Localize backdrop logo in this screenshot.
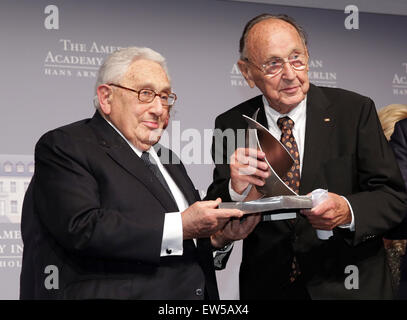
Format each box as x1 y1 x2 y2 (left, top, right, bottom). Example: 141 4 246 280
308 59 337 87
0 155 33 224
0 155 31 269
230 64 249 87
0 228 23 269
392 63 407 96
44 39 124 78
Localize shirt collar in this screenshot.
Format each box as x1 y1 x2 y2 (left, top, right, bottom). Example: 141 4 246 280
262 95 307 127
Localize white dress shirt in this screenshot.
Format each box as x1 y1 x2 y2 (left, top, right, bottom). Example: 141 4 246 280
229 95 355 231
105 119 187 256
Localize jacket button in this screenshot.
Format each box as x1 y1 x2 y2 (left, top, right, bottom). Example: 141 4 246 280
195 288 203 296
166 248 172 254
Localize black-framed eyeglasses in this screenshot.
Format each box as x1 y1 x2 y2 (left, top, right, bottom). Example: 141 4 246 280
108 83 177 106
244 53 308 78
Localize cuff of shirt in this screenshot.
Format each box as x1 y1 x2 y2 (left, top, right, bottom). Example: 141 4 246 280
213 241 234 254
161 211 183 256
338 196 355 231
213 242 234 269
228 179 252 202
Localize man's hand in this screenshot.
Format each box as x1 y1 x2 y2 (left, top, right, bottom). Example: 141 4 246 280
300 192 351 230
181 198 244 239
230 148 270 194
244 183 264 201
210 214 261 249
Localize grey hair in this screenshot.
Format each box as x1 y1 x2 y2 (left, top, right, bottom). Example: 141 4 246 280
239 13 308 60
93 46 169 109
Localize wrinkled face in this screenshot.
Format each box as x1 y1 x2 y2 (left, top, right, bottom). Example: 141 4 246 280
239 19 310 114
102 59 171 151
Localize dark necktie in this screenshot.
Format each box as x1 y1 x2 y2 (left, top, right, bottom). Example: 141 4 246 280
141 151 177 207
277 116 301 194
277 116 301 282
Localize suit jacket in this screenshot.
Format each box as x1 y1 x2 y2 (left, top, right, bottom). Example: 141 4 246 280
387 118 407 239
388 118 407 299
206 84 407 299
20 111 219 300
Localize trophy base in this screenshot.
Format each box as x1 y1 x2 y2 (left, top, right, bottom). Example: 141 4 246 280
219 195 312 221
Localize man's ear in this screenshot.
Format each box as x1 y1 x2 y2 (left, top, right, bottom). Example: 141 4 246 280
237 59 255 88
97 84 113 115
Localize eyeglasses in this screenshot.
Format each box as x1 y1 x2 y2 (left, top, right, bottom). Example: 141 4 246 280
244 53 307 78
108 83 177 106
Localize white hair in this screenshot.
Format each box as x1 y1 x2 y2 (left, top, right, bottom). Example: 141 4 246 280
93 46 169 109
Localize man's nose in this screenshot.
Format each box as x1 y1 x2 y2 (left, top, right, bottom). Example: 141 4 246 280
281 62 296 80
149 95 164 115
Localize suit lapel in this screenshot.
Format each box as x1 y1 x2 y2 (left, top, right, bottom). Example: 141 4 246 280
88 112 179 212
256 101 269 129
164 164 197 206
242 95 269 128
155 145 199 206
300 84 335 194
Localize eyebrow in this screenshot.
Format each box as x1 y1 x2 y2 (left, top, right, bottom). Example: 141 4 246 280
264 50 303 63
136 83 172 93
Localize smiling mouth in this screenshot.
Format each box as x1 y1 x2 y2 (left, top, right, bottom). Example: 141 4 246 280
143 121 159 129
281 86 299 93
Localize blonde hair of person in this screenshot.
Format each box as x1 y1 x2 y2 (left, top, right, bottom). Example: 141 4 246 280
378 104 407 140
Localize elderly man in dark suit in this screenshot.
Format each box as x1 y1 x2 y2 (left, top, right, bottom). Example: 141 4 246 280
19 47 245 300
205 13 407 299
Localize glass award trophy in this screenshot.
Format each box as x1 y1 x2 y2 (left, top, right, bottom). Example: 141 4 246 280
219 109 313 221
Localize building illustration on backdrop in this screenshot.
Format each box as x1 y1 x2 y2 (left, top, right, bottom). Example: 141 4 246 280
0 155 34 224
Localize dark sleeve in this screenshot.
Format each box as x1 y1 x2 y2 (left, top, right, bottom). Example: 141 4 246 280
205 113 245 201
390 120 407 185
33 130 164 264
345 100 407 245
385 120 407 239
